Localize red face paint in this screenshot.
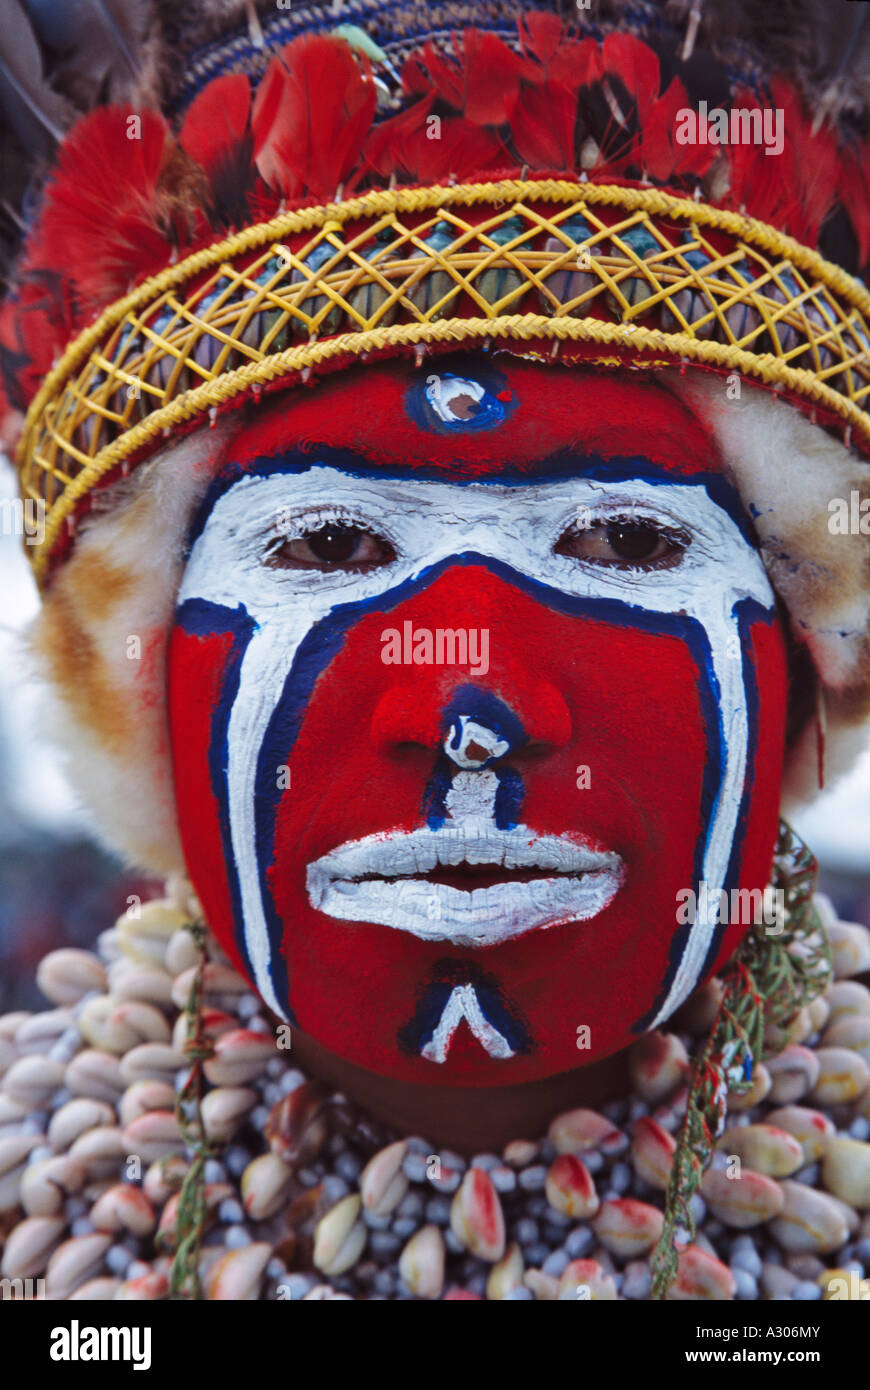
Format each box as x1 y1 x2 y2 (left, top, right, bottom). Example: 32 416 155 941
167 360 790 1084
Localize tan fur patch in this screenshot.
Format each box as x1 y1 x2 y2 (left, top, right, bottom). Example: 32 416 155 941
35 582 134 757
28 421 235 874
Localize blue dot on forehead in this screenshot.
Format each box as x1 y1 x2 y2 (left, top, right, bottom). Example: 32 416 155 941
405 364 517 435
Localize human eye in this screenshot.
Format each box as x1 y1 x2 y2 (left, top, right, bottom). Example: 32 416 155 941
554 508 690 572
263 507 397 572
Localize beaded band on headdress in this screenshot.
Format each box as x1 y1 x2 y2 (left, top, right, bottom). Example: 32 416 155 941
18 177 870 585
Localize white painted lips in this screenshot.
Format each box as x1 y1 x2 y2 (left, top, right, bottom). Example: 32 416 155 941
306 820 624 947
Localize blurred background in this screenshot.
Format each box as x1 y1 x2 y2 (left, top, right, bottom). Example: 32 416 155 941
0 455 868 1013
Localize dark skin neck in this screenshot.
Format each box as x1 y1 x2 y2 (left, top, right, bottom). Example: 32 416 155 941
288 1026 631 1154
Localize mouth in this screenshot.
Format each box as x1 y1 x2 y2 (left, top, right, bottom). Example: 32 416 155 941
306 822 624 946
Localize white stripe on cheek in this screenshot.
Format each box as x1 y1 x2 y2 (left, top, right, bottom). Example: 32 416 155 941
647 594 753 1027
224 630 299 1019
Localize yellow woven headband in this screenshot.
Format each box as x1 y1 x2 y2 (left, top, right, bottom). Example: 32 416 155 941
18 178 870 584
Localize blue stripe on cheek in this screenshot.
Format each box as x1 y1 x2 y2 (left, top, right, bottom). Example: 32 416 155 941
633 615 725 1033
634 596 772 1033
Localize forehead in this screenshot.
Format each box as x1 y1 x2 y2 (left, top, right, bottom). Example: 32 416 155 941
216 358 719 481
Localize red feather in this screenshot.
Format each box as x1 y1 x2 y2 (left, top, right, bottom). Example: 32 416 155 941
400 52 434 100
641 79 714 182
416 117 506 182
600 33 660 113
35 107 174 316
365 94 505 183
773 80 838 246
250 53 282 163
412 39 464 109
507 78 577 170
570 33 664 177
518 10 564 66
462 31 532 126
180 74 254 228
546 38 602 89
180 74 251 178
727 81 837 245
516 12 601 89
252 35 377 200
725 94 780 226
0 267 74 410
363 95 435 180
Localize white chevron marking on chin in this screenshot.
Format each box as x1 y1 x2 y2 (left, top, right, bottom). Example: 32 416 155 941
420 984 516 1063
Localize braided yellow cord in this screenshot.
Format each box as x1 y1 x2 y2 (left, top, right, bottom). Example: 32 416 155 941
16 179 870 583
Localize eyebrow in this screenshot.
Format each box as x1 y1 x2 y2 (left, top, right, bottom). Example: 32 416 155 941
186 446 755 552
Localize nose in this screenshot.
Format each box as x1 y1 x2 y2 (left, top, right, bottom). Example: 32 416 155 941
441 687 525 768
369 567 572 760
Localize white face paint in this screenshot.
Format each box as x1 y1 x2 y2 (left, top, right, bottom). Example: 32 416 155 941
420 984 516 1062
307 776 625 948
179 464 775 1025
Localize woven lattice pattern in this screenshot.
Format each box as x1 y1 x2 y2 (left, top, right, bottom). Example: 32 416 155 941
18 179 870 582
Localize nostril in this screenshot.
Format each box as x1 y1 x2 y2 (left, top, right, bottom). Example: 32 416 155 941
518 737 562 759
464 741 491 762
371 687 440 754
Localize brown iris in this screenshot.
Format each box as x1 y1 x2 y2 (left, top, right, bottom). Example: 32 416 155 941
267 523 396 571
556 518 686 569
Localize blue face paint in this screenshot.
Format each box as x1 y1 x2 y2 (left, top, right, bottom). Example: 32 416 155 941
423 686 528 831
174 596 293 1021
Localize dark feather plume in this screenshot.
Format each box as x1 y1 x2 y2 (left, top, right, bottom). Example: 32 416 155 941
0 0 71 156
24 0 164 109
663 0 870 126
180 73 255 228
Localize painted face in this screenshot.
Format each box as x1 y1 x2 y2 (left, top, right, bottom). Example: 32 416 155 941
168 360 789 1085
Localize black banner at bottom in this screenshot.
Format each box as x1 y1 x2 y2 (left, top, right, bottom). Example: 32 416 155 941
1 1293 863 1377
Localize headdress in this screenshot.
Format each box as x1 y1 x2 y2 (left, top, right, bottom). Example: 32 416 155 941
0 3 867 557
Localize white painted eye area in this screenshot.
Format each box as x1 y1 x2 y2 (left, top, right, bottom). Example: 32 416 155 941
555 513 690 571
265 515 396 572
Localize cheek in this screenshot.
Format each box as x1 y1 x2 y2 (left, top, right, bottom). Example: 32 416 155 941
168 624 252 983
